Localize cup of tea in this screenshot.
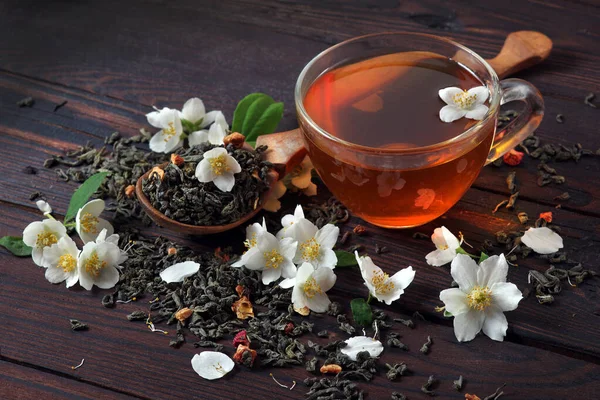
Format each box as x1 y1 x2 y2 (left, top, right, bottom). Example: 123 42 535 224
294 32 544 228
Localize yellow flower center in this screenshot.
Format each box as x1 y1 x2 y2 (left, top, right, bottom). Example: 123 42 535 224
209 154 229 176
437 244 449 250
84 250 107 278
452 90 477 109
244 233 257 249
302 276 323 298
300 238 320 261
163 122 177 142
372 270 395 295
467 286 492 311
80 212 99 234
58 253 77 273
36 231 58 248
263 249 284 269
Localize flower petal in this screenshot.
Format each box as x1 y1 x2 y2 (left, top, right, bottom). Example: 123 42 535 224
439 105 466 123
453 309 484 342
440 288 469 316
45 264 68 284
439 87 464 105
226 155 242 174
191 352 234 380
450 254 478 292
208 123 227 145
288 218 318 244
491 282 523 312
280 259 297 279
188 130 209 147
425 249 455 266
22 221 44 247
317 248 337 269
315 224 339 250
279 237 298 260
36 200 52 214
341 336 384 361
94 265 120 289
390 266 415 290
304 292 331 313
279 277 296 289
261 267 281 285
81 199 105 217
521 227 563 254
465 104 489 120
477 254 508 287
213 173 236 192
482 306 508 341
241 248 265 270
65 271 79 288
467 86 489 105
181 98 206 123
295 262 316 285
159 261 200 283
149 130 168 153
440 226 460 250
195 159 216 183
313 266 336 292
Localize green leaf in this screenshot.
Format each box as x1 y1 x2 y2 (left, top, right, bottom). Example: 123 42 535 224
64 171 109 223
335 250 358 267
351 298 373 326
443 310 453 318
0 236 32 256
232 93 270 134
456 247 469 255
479 252 489 263
241 95 275 137
245 102 284 141
246 140 256 148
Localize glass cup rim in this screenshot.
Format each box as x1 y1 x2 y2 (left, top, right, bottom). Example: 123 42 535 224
294 31 502 155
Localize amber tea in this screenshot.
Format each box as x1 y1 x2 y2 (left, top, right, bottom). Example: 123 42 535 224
302 52 496 227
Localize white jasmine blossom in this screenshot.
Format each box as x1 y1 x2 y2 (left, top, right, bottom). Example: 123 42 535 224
290 219 339 269
439 254 523 342
355 252 415 305
160 261 201 283
276 204 307 240
147 107 184 153
233 231 297 285
75 199 114 244
180 97 207 125
521 227 563 254
78 229 125 290
195 147 241 192
22 219 67 266
35 200 52 216
439 86 489 123
95 229 128 264
42 236 80 287
231 218 268 270
280 262 336 315
340 336 384 361
425 226 462 266
189 120 228 147
191 351 234 380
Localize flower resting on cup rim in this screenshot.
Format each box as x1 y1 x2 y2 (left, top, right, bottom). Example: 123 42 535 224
439 253 523 342
439 86 489 123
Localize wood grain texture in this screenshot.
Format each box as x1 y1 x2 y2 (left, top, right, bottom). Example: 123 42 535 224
1 204 599 400
0 361 138 400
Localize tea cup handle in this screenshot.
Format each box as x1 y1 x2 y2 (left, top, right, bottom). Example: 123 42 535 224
485 79 544 164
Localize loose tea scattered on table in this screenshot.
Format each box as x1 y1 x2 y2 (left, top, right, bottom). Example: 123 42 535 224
141 143 271 226
69 319 88 331
420 335 433 354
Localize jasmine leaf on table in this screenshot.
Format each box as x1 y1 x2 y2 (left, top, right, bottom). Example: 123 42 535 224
351 298 373 326
335 250 358 267
232 93 267 134
0 236 32 256
246 102 284 141
64 171 109 223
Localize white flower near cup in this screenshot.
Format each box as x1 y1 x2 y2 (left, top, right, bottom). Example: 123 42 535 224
276 204 307 239
76 199 114 244
280 262 336 315
425 226 462 266
439 86 489 123
195 147 241 192
439 254 523 342
191 351 234 380
291 219 339 269
189 117 229 147
355 252 415 305
147 107 184 153
521 227 563 254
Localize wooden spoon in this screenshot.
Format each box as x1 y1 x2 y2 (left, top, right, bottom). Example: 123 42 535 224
136 31 551 235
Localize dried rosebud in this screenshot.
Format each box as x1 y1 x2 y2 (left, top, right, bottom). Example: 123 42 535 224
503 149 524 166
232 295 254 320
223 132 245 149
170 153 184 166
232 344 257 367
124 184 135 198
284 322 295 335
233 330 250 348
539 211 553 223
465 395 481 400
175 307 193 322
149 166 165 181
320 364 342 374
353 225 367 235
167 247 177 255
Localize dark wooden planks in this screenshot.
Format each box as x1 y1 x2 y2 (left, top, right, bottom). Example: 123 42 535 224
1 204 600 399
0 361 139 400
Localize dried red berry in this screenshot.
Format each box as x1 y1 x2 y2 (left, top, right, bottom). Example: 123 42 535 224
503 149 524 166
284 322 294 335
539 211 553 223
233 330 250 348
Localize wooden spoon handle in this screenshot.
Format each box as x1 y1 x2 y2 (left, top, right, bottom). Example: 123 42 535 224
485 31 552 79
255 128 307 177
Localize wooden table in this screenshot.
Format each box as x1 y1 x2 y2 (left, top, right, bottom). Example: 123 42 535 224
1 1 599 399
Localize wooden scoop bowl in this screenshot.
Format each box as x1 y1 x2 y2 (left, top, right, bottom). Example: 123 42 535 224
136 30 552 235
